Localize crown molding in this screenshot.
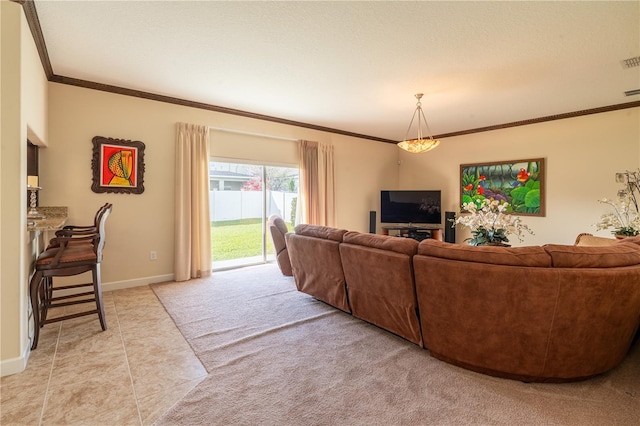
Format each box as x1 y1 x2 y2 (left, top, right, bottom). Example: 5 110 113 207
17 0 640 145
17 0 53 77
434 100 640 139
48 74 396 144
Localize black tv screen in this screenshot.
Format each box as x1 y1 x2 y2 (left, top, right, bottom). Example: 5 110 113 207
380 190 442 224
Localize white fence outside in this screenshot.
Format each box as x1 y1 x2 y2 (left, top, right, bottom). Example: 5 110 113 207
210 190 297 223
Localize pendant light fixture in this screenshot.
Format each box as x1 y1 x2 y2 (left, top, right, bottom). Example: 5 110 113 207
397 93 440 154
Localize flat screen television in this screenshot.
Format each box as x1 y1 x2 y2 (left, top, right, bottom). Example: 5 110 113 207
380 190 442 225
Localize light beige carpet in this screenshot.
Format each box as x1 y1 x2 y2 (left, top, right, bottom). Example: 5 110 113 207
151 264 640 425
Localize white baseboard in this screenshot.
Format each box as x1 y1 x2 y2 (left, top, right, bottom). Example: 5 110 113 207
103 274 175 292
0 345 30 377
49 274 175 299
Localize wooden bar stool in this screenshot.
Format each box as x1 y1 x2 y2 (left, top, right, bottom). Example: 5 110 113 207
46 202 111 249
29 204 112 350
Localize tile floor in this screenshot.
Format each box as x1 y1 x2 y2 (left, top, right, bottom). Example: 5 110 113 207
0 285 207 425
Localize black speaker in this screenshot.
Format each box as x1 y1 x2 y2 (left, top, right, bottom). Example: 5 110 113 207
369 211 376 233
445 211 456 243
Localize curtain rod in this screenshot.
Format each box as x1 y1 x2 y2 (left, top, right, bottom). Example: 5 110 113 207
209 126 298 142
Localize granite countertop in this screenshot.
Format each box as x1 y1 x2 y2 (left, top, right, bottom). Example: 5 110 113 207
27 207 68 231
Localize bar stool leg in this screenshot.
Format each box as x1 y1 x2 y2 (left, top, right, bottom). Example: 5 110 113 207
45 277 53 320
39 277 52 323
29 271 44 350
93 264 107 331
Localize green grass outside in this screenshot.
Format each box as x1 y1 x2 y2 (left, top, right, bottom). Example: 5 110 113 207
211 219 293 261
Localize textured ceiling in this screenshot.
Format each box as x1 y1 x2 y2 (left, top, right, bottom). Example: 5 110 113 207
33 1 640 141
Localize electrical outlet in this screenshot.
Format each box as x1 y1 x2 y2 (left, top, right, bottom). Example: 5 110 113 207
150 251 157 260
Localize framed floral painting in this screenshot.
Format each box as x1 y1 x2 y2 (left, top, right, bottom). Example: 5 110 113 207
459 158 545 216
91 136 145 194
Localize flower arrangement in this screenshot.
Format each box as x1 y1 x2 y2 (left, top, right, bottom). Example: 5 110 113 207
595 196 640 236
453 198 534 246
595 170 640 237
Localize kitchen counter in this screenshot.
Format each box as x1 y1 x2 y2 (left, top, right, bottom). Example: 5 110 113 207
27 206 68 232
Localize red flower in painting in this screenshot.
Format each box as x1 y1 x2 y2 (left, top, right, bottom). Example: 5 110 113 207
517 168 530 183
477 186 485 195
464 183 473 191
479 175 486 180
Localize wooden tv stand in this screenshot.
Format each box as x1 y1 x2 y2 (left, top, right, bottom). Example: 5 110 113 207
381 226 443 242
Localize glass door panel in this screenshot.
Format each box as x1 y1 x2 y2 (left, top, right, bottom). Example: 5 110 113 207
210 161 298 270
265 165 298 261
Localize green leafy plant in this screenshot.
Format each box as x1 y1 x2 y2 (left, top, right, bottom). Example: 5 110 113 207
467 226 510 246
290 197 297 227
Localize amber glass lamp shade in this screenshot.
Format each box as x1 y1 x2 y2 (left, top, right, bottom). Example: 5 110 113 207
397 93 440 154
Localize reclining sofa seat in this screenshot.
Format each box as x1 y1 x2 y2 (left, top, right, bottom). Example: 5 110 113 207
339 231 422 346
285 224 350 313
414 239 640 382
267 214 293 276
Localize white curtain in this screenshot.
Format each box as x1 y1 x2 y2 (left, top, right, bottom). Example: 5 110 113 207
298 140 336 226
175 123 212 281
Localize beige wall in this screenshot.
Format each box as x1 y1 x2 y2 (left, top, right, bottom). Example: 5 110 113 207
43 83 399 289
22 15 48 147
398 108 640 245
1 1 48 375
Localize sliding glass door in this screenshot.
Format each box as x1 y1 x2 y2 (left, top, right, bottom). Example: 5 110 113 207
210 161 298 270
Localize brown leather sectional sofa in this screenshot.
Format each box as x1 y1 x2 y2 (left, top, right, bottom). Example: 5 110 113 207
285 224 640 382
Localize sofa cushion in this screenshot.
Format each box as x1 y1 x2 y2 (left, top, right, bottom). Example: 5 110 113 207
618 235 640 246
294 224 347 242
343 231 418 256
543 243 640 268
417 239 552 267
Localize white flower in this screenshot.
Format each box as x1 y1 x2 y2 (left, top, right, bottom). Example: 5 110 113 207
453 198 534 244
594 195 640 236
